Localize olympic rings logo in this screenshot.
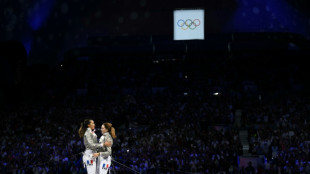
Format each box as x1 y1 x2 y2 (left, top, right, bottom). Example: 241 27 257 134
177 19 201 30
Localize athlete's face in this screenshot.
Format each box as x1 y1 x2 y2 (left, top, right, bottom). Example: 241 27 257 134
88 120 95 130
101 124 108 134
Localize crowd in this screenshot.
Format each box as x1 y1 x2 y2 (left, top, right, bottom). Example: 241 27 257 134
246 97 310 173
0 91 242 173
0 56 309 174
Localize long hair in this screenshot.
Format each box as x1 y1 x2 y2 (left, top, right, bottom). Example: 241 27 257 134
78 119 92 138
103 122 117 139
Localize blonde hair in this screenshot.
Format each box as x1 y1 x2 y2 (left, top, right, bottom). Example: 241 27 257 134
103 122 117 139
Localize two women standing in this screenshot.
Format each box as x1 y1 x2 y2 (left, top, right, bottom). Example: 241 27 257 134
79 119 116 174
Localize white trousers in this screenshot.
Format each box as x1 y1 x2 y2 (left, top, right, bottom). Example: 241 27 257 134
83 150 97 174
98 156 111 174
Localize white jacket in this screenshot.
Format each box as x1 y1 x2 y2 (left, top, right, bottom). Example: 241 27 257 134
98 132 113 158
83 128 102 151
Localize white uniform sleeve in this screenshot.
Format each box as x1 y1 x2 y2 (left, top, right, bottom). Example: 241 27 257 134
100 133 113 158
97 136 107 152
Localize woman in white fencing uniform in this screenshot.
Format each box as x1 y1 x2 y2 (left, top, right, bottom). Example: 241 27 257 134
93 122 116 174
78 119 110 174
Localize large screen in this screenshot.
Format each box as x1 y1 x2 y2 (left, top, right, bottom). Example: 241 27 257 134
173 9 205 40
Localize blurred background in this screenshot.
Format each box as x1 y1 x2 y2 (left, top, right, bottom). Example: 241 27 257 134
1 0 310 65
1 0 310 173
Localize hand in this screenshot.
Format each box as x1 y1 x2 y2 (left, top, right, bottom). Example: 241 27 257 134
93 153 99 158
104 141 112 147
